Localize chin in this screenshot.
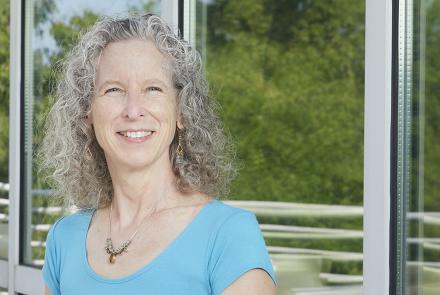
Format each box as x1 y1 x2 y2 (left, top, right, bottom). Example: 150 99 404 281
122 158 155 170
106 148 170 171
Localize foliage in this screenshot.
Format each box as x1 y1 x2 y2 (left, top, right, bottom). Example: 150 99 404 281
0 0 439 282
203 0 365 204
424 0 440 211
0 0 9 183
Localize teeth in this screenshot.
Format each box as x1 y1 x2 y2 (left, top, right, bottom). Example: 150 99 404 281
121 131 153 138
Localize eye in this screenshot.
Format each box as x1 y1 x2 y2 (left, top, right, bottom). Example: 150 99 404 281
147 86 162 92
104 87 122 94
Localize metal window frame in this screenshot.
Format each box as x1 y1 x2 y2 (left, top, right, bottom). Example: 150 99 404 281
3 0 400 294
4 0 47 294
363 0 394 294
6 0 24 293
0 260 7 289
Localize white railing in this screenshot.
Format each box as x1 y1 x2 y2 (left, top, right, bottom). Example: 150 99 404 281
1 183 440 294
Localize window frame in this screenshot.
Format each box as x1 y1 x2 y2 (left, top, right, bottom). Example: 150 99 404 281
363 0 394 294
2 0 398 293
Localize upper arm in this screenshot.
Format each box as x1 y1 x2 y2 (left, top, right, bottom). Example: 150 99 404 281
45 285 53 295
42 216 65 295
208 211 278 295
220 268 276 295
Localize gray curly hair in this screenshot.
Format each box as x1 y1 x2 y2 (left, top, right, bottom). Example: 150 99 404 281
38 13 237 210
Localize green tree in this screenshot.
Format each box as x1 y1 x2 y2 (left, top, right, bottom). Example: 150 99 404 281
33 10 100 189
202 0 364 204
424 0 440 212
0 0 10 183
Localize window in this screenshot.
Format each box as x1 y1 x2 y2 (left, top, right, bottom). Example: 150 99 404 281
4 0 437 293
23 0 160 266
0 0 9 261
188 0 365 292
394 0 440 293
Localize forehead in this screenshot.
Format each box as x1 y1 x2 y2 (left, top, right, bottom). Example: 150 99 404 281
95 39 172 82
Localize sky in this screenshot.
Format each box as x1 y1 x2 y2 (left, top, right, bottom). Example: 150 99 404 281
33 0 159 54
52 0 156 20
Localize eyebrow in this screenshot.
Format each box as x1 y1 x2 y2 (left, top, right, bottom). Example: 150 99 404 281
143 79 169 89
96 80 123 92
96 78 170 92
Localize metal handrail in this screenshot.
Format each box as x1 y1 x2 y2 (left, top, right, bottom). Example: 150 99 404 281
1 184 439 273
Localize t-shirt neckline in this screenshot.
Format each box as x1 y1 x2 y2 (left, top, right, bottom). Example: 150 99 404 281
82 198 218 284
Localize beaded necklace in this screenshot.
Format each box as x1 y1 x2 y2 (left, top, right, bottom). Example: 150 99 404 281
104 202 158 264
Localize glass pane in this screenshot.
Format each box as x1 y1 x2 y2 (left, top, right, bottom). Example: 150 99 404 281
400 0 440 294
191 0 365 293
24 0 160 266
0 0 9 260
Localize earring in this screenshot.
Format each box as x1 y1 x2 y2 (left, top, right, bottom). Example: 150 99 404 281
176 130 184 164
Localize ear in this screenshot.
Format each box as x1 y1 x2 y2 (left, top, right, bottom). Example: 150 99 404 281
177 120 184 130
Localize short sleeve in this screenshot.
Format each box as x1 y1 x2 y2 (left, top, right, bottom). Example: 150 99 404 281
208 211 277 295
42 217 65 295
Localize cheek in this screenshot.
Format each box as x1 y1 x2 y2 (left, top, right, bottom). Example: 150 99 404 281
165 99 179 120
150 103 178 146
150 100 178 124
91 122 109 149
90 104 117 142
91 100 121 123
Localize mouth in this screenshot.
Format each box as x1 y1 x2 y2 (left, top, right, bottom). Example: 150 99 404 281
117 130 155 140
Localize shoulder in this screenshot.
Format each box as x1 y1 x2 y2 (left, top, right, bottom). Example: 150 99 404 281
206 199 278 294
203 199 264 255
207 199 264 250
211 200 262 242
47 208 94 241
210 199 257 225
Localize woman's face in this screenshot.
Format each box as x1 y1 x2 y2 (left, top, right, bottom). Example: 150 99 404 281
89 39 181 171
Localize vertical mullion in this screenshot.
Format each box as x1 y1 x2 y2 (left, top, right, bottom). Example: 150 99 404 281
363 0 393 293
415 0 426 291
394 0 414 293
396 1 407 293
23 0 34 266
8 0 22 294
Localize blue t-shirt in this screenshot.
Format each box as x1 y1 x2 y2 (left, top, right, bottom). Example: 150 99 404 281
42 198 277 295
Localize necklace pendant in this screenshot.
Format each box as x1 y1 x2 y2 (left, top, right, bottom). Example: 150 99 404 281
109 253 116 264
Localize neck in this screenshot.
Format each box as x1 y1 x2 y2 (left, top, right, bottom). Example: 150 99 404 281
105 151 180 232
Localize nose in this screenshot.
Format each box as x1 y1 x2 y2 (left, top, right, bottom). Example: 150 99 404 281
122 89 146 119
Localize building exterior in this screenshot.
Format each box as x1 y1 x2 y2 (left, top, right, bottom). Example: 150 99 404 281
1 0 439 294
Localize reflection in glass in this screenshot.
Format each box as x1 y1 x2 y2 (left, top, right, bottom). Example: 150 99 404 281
192 0 365 293
0 0 9 260
401 0 440 294
23 0 160 266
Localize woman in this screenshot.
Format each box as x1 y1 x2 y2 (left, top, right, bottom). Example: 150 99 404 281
40 13 277 295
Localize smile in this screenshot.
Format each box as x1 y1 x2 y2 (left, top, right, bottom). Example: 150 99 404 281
118 130 154 138
117 130 155 143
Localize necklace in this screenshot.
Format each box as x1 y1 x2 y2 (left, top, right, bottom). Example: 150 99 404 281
104 201 158 264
